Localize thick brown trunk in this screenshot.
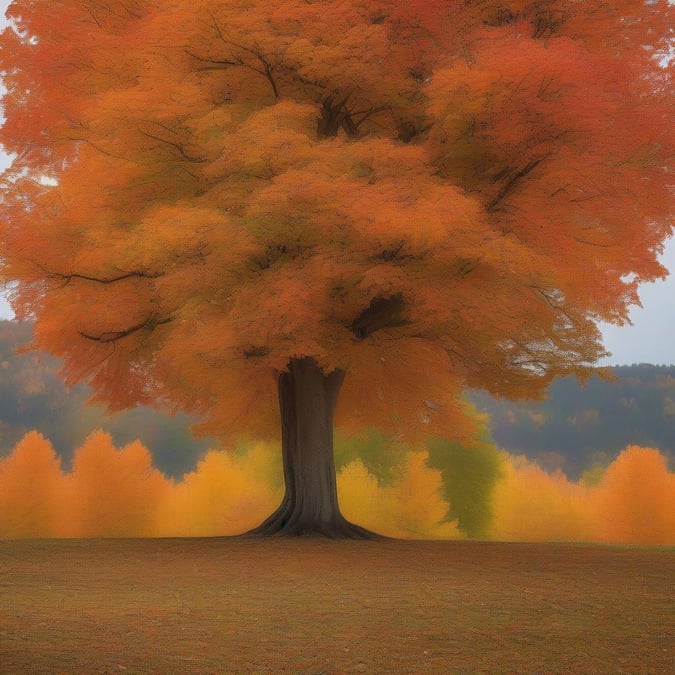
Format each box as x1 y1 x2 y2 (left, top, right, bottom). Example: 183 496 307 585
247 357 378 538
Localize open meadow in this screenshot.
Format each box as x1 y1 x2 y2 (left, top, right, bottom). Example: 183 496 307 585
1 538 673 673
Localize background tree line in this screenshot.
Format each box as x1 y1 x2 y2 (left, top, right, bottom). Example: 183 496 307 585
470 365 675 478
1 319 672 486
0 320 213 477
0 319 501 538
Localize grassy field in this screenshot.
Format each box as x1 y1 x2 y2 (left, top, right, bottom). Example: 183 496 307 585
1 538 673 673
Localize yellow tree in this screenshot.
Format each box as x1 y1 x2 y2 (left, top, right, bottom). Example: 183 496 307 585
1 1 672 536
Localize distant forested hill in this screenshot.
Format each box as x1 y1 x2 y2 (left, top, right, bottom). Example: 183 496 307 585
469 364 675 478
0 320 213 477
0 320 672 479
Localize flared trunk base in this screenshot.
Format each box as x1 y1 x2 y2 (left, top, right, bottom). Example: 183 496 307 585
245 500 381 539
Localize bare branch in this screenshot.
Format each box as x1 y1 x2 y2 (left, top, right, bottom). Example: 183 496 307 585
186 47 279 100
528 285 563 309
138 130 204 163
318 93 353 137
350 294 409 340
569 235 611 248
372 241 407 263
79 138 141 163
186 16 281 99
487 157 546 212
337 105 390 136
350 106 388 128
80 316 172 343
184 49 243 69
50 270 162 285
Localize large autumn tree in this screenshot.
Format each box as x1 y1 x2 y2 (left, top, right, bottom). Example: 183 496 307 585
0 1 672 536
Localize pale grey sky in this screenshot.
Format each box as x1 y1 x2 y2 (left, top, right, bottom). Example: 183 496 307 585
0 0 672 365
597 238 675 366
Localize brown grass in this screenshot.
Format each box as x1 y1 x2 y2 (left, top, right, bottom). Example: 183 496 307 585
1 538 673 673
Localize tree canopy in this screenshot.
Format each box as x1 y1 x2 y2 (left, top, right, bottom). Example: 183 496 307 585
1 0 673 445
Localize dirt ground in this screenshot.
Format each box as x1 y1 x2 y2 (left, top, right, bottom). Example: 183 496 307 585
0 538 673 674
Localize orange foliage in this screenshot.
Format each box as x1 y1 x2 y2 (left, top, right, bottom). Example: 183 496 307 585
382 452 463 540
0 432 66 538
338 453 462 539
592 447 675 545
64 431 172 538
491 454 594 542
0 432 673 544
154 444 282 537
491 447 675 545
0 0 671 446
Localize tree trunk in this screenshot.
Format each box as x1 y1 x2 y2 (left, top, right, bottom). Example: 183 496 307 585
247 357 378 538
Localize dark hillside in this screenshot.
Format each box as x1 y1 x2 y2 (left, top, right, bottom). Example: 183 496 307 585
470 365 675 477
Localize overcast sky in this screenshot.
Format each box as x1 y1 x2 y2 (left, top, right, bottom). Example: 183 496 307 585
0 1 673 366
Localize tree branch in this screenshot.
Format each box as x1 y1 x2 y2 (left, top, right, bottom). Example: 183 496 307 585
80 316 172 343
487 157 545 212
186 16 281 100
528 285 564 309
50 270 163 285
317 93 352 137
138 130 204 163
350 106 389 130
349 293 409 339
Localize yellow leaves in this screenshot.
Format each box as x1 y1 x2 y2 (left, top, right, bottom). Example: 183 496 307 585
491 454 594 542
0 431 280 539
155 444 282 537
337 453 462 539
0 430 172 539
491 447 675 545
383 451 463 540
0 432 461 540
2 430 673 544
1 430 460 540
337 460 393 533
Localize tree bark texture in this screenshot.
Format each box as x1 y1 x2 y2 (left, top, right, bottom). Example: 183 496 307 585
248 357 378 538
